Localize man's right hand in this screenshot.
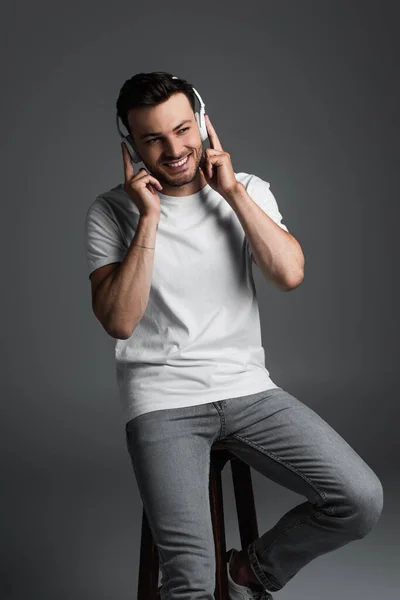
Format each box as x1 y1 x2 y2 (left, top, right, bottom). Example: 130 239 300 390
121 142 163 221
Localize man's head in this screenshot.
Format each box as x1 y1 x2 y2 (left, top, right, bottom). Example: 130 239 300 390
116 71 207 196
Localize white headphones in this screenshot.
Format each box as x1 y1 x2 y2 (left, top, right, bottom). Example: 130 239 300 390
116 75 209 165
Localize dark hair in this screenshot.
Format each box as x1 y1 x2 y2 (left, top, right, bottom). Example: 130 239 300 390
116 71 196 143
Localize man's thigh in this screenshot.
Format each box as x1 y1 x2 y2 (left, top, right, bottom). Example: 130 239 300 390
219 387 379 509
124 403 220 589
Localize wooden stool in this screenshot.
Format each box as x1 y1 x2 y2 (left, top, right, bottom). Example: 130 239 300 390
136 441 260 599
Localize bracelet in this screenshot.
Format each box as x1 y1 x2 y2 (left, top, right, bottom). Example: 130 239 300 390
133 243 155 249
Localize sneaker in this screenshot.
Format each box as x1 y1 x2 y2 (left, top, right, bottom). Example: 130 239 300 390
226 548 274 600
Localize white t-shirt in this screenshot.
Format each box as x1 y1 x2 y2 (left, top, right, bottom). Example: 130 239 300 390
84 172 289 424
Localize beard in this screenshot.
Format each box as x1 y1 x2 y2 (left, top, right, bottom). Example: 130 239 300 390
144 144 203 188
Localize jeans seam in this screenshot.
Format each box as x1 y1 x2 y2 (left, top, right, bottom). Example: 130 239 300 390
247 539 278 592
247 508 324 593
212 401 226 438
232 432 334 515
157 546 171 598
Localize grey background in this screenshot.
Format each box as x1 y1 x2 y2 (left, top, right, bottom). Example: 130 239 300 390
1 1 399 598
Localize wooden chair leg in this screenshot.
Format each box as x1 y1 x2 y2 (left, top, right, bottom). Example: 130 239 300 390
137 506 159 600
230 458 259 550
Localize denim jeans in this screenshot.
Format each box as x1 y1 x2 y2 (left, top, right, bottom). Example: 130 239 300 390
125 387 384 598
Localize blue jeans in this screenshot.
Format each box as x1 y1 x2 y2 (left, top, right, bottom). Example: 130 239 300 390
125 387 383 598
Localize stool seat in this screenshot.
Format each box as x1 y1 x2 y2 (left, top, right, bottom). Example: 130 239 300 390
136 440 260 599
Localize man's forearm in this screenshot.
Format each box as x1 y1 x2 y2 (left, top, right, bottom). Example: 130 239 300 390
224 183 305 291
94 214 159 339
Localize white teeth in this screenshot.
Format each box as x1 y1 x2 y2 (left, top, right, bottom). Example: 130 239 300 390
166 155 189 167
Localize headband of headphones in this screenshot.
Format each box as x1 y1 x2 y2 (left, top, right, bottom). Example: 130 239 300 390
116 75 208 164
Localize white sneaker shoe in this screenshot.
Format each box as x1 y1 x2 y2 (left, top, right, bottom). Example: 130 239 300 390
226 548 274 600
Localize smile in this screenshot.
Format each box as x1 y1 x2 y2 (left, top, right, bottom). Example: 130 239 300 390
165 154 191 170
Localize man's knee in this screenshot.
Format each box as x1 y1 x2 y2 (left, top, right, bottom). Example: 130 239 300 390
347 471 384 538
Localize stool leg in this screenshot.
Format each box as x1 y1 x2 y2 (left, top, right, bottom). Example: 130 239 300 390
209 457 229 600
231 459 259 550
137 506 160 600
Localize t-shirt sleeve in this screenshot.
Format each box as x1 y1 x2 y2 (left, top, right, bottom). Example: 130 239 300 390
84 199 127 279
247 175 289 233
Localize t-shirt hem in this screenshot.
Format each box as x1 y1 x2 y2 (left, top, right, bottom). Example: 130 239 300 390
122 379 280 426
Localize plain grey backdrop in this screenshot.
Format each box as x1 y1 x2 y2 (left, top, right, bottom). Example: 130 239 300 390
1 1 398 599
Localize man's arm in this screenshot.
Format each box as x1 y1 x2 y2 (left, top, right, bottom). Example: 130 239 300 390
224 183 305 291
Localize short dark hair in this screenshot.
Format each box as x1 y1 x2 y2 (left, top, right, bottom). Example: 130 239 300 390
116 71 196 143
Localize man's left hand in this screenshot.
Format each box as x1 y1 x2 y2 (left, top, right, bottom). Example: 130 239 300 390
200 114 239 199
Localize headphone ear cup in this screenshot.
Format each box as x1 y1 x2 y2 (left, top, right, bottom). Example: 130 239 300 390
195 111 208 142
125 134 142 164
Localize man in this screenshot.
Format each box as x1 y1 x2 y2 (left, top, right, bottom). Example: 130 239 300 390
84 72 383 599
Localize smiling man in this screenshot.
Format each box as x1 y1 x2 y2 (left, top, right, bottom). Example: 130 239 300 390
84 71 383 600
127 92 207 196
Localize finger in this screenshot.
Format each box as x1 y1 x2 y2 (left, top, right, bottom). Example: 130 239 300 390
204 148 223 171
121 142 134 181
205 114 223 151
148 176 163 191
137 171 163 191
